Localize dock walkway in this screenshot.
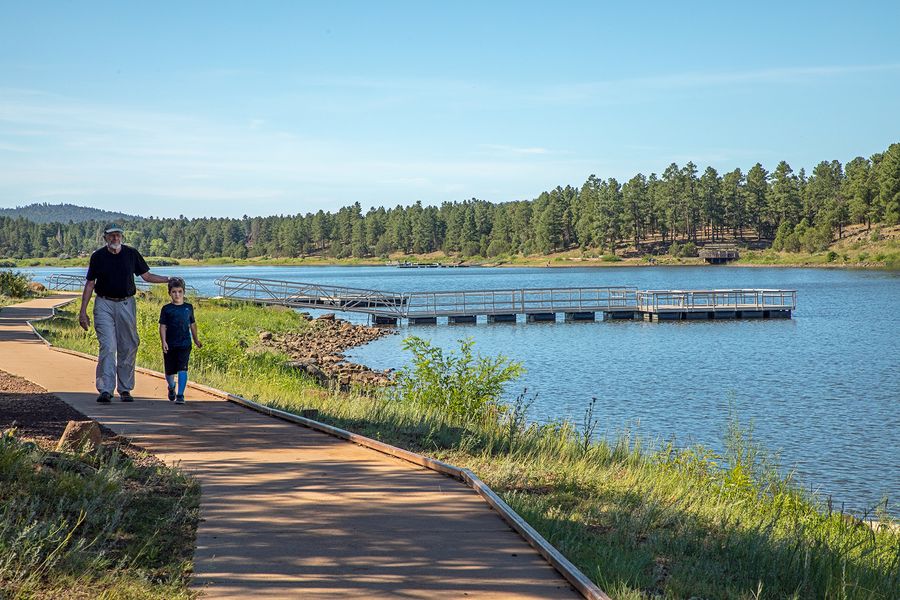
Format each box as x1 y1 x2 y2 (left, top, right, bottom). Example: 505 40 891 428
0 295 582 599
209 276 797 325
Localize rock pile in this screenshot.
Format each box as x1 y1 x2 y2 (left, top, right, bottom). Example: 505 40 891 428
258 314 395 390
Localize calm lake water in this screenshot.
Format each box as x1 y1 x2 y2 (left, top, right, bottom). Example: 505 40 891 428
30 265 900 513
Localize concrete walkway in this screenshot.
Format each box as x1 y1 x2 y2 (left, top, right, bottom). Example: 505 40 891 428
0 295 580 599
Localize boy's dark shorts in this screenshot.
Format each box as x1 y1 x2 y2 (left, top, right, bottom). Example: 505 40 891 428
164 346 192 375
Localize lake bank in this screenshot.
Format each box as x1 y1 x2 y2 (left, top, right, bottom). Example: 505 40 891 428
22 264 900 516
33 293 900 598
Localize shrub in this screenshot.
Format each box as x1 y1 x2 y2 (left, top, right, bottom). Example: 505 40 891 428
826 251 838 262
0 270 30 297
600 254 621 262
680 241 698 257
391 337 524 421
871 228 882 242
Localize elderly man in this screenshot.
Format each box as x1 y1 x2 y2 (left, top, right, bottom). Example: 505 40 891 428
79 224 171 403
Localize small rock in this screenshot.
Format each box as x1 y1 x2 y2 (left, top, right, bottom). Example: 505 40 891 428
259 331 273 341
56 420 101 452
28 281 46 293
317 313 336 321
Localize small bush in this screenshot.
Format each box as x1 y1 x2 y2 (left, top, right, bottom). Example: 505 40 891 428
600 254 621 262
871 228 882 242
826 251 838 262
0 270 30 297
680 241 698 257
392 337 524 421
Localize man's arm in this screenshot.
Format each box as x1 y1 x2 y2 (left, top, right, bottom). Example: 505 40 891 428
139 272 171 284
79 280 95 331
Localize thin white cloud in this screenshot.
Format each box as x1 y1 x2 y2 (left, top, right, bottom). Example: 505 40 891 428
482 144 551 156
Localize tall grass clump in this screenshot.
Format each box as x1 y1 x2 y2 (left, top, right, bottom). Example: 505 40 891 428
0 431 198 599
38 293 900 598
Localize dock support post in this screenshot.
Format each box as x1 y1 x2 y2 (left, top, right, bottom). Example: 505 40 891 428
373 316 398 326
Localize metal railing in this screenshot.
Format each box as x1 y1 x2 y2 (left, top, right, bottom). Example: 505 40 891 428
215 276 408 316
636 289 797 312
404 287 637 317
47 273 199 295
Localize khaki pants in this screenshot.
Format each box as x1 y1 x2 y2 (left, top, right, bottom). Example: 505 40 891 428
93 296 139 394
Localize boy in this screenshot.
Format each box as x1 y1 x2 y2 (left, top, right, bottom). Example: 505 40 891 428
158 277 202 404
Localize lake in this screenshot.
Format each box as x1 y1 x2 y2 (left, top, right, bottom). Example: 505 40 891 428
28 264 900 514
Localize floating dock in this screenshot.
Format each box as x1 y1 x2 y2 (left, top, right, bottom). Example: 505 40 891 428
46 274 797 325
208 276 797 326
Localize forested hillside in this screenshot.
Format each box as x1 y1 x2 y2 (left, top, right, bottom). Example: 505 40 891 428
1 143 897 260
0 203 137 225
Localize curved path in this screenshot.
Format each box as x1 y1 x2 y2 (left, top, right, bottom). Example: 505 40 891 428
0 295 581 599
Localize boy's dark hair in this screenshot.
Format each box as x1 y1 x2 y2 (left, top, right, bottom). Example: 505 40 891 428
167 277 186 292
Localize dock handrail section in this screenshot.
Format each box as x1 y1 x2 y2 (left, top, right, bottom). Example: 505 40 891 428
636 289 797 312
404 287 637 317
215 275 408 316
47 273 199 295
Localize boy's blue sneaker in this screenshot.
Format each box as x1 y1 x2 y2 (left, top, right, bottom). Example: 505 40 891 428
175 395 185 404
167 386 176 401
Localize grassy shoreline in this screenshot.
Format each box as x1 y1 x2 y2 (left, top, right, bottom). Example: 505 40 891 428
34 291 900 598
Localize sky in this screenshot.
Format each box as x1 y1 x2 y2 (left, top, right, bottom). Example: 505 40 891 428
1 1 899 219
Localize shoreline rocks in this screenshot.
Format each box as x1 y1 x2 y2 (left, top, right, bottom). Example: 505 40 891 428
258 314 395 390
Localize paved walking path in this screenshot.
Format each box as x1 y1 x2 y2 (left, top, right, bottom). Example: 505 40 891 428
0 295 580 599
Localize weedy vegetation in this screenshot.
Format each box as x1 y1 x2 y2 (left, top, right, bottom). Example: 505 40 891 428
0 431 199 599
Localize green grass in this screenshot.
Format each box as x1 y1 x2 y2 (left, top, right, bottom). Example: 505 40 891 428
38 293 900 599
0 431 199 599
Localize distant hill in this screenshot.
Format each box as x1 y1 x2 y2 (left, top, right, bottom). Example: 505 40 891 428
0 203 140 224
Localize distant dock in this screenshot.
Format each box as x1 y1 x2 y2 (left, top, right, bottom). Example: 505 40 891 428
204 276 797 326
46 274 797 326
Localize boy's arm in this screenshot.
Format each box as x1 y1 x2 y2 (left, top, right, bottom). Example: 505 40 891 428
190 323 202 348
159 324 168 353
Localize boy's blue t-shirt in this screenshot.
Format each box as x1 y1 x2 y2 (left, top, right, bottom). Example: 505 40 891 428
158 302 195 348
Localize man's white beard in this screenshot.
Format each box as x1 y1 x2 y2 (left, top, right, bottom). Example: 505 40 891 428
108 242 122 251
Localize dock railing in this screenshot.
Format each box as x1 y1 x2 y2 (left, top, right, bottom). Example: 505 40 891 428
46 273 199 295
636 289 797 312
214 276 408 316
404 287 637 317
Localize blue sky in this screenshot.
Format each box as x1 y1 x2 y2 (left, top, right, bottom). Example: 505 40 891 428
1 1 899 218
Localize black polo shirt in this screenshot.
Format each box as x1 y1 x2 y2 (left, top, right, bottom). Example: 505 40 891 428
85 245 150 298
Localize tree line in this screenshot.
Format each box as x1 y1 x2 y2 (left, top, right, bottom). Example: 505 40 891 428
1 142 897 260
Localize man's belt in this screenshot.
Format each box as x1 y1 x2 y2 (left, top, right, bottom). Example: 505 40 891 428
98 295 131 302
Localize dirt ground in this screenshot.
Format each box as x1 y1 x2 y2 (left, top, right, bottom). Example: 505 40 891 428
0 369 152 463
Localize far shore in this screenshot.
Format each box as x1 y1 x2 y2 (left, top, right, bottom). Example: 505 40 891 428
6 253 898 271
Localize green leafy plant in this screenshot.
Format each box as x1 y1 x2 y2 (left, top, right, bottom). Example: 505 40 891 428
391 336 524 420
